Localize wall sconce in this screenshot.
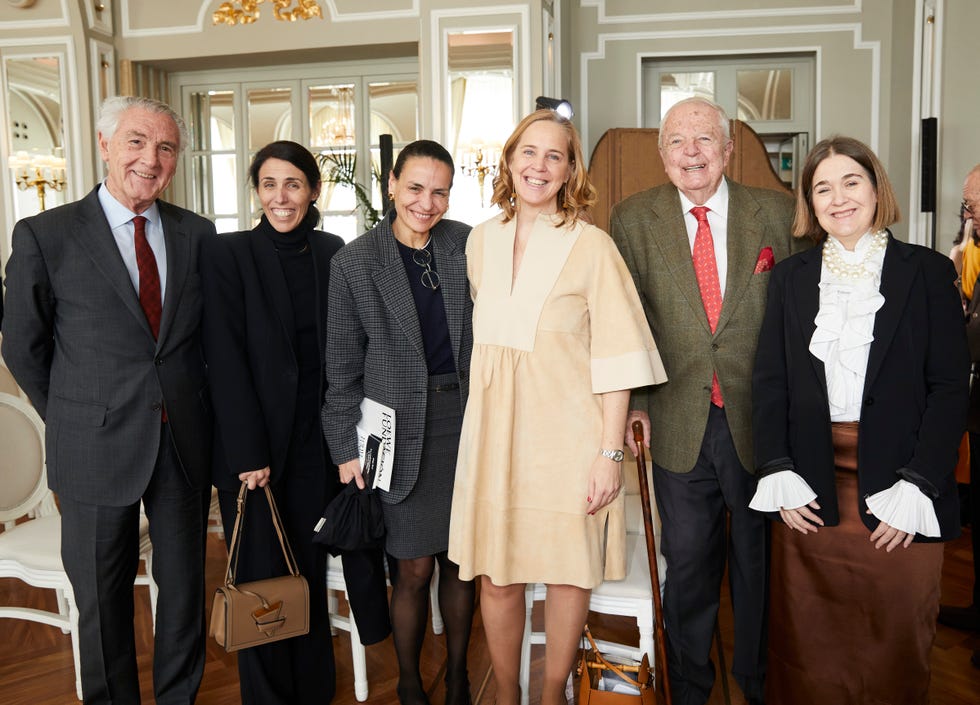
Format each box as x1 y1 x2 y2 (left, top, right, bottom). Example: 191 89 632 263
9 150 67 211
535 96 574 119
461 144 499 208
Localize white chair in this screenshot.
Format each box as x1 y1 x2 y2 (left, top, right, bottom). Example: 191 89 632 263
0 392 157 700
0 363 24 399
518 466 667 705
326 553 444 702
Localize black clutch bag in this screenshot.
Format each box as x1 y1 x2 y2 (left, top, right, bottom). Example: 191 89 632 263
313 434 385 554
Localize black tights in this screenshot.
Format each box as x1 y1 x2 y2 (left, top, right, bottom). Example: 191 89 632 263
389 552 475 705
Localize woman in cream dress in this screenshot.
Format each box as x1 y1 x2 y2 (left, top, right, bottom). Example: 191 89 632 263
448 109 667 705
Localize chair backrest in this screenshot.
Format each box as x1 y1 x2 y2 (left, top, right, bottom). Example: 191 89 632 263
0 392 47 524
587 121 793 233
0 364 21 397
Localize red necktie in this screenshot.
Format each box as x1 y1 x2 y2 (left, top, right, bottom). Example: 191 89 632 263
691 206 724 407
133 215 162 339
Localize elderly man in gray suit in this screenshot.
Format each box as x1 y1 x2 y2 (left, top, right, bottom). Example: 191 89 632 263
609 98 799 705
1 96 215 704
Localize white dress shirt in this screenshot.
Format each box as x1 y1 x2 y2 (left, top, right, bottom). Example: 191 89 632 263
98 183 168 301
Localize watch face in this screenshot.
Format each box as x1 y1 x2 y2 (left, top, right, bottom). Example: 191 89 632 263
601 449 625 462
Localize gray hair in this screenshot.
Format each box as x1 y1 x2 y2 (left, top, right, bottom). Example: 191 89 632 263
96 96 189 153
658 97 731 150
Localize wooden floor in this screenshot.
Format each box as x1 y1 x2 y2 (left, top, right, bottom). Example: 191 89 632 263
1 529 978 705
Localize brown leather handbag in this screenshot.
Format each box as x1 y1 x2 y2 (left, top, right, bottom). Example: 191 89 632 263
209 482 310 652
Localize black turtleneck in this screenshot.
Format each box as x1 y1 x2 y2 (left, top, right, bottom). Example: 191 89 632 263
256 212 320 439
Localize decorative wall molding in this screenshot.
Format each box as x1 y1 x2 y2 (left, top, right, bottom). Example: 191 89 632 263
428 5 532 145
580 0 861 25
579 23 879 154
84 0 113 35
322 0 419 23
0 0 69 29
120 0 419 37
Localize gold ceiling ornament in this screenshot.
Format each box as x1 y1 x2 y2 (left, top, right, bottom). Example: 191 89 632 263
213 0 323 26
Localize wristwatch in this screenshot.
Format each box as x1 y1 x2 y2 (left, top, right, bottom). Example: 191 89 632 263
599 448 625 462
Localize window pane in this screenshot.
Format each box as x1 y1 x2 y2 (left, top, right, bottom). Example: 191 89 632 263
211 154 238 216
660 72 715 118
321 214 359 242
736 69 792 121
369 80 418 210
248 87 292 151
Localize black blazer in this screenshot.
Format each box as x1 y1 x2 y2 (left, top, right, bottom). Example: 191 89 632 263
201 226 344 490
753 234 969 540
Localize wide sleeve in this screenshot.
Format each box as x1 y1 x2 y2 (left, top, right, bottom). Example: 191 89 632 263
1 218 55 417
898 255 970 496
200 233 271 477
321 252 367 466
752 263 794 468
586 227 667 394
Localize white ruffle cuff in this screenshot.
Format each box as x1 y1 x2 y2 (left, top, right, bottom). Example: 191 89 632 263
749 470 818 512
865 479 941 537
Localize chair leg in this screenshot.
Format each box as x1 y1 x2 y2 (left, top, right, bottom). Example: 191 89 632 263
67 592 83 700
519 585 533 705
327 590 339 637
348 595 369 702
145 553 158 629
429 561 444 635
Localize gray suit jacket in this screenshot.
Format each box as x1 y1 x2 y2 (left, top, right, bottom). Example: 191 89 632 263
1 186 215 505
609 180 799 474
321 213 472 503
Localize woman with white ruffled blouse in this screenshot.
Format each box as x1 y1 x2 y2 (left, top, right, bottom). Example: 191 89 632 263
750 136 969 704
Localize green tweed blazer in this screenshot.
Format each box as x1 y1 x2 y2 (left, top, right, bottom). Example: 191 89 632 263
609 180 800 474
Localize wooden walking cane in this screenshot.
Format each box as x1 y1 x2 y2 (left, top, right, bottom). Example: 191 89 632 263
632 421 673 705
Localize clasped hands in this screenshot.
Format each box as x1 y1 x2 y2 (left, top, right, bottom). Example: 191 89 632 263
623 409 913 552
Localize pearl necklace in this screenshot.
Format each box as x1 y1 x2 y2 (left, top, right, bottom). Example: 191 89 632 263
821 231 888 279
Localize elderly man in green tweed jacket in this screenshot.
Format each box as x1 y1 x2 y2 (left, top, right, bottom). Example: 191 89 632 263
609 97 801 705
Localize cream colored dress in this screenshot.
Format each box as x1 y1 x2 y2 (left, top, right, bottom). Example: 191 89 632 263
448 213 667 589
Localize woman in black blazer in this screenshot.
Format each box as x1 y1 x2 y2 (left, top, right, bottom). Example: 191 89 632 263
750 136 969 704
201 141 344 705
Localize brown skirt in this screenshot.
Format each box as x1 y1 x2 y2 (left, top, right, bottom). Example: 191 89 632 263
766 422 944 705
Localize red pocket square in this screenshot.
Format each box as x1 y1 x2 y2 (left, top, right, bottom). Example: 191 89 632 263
754 246 775 274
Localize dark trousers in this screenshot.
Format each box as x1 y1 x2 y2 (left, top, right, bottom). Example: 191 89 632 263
652 405 769 705
969 432 980 606
217 442 336 705
60 425 208 705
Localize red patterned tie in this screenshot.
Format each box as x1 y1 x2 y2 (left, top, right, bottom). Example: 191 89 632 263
691 206 724 407
133 215 162 339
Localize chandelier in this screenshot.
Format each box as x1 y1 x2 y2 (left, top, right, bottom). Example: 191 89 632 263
213 0 323 26
316 86 356 147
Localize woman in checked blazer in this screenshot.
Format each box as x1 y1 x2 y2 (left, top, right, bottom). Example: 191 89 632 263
322 140 475 705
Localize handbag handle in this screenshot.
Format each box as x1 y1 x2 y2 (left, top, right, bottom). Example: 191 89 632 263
582 625 649 690
223 481 302 588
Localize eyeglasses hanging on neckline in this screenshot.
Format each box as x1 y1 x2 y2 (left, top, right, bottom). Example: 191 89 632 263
412 247 441 291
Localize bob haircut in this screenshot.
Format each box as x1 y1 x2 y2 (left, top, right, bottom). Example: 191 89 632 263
491 109 597 227
97 96 189 154
793 135 901 242
391 139 455 186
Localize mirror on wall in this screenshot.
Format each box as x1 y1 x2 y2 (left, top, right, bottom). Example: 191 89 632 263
6 55 67 219
446 29 515 222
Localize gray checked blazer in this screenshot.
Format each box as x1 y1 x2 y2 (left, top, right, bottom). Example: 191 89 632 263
321 213 472 504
